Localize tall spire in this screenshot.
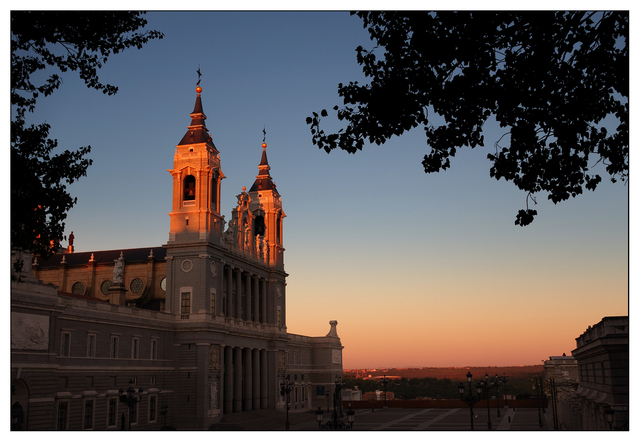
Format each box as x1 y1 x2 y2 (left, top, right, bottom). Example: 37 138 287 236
250 133 277 193
177 85 211 146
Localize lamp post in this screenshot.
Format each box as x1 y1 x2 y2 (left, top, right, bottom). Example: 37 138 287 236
280 374 294 430
458 371 482 431
316 377 355 430
380 375 389 407
502 373 509 408
483 374 493 430
493 374 502 418
119 378 143 430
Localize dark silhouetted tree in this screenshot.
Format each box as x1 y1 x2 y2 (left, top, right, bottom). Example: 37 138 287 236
11 12 163 261
307 12 628 225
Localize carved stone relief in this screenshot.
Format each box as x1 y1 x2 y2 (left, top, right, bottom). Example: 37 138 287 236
11 312 49 350
277 350 285 370
209 344 220 370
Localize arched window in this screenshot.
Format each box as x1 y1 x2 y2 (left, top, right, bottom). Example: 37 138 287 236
254 215 265 236
211 171 218 210
276 212 282 244
183 175 196 201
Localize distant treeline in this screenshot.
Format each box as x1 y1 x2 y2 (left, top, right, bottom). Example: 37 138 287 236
343 373 543 401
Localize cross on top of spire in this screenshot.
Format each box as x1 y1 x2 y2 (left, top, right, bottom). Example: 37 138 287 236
262 126 267 148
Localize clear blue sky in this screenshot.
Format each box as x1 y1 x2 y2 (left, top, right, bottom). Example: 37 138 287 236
13 10 630 368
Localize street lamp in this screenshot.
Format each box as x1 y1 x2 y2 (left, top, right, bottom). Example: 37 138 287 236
280 374 294 430
458 372 482 431
484 374 493 430
316 378 355 430
502 373 509 408
492 374 502 418
380 375 389 408
119 378 143 430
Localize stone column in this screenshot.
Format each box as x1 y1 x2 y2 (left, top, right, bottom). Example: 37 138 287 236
253 276 260 325
226 265 233 318
224 346 233 413
219 345 225 415
233 347 243 412
260 278 267 324
243 348 252 410
252 349 261 410
260 349 268 409
245 272 252 324
235 269 242 322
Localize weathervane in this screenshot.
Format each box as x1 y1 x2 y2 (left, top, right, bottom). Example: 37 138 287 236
263 126 267 144
196 65 202 86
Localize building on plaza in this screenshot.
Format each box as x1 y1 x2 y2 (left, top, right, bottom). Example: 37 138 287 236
543 354 580 430
544 316 628 431
11 85 344 430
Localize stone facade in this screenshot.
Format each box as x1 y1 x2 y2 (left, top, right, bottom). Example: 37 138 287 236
572 316 628 430
543 355 580 430
11 86 344 430
544 316 628 431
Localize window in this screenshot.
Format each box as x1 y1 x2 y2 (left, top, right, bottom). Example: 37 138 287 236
184 175 196 201
130 278 145 294
107 398 118 428
101 280 113 296
61 332 71 357
149 395 157 423
254 215 265 236
277 306 282 326
151 376 156 385
83 398 94 429
181 292 191 319
211 171 219 210
87 334 96 358
72 281 85 295
56 400 69 430
131 338 139 359
276 212 282 244
210 290 216 315
150 339 158 360
110 336 119 358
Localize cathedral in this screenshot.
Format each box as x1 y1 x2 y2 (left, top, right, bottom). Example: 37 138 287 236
10 85 344 430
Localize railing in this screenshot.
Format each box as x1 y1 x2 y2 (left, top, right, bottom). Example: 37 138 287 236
344 398 549 409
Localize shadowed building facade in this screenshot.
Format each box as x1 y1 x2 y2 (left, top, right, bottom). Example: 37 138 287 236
543 316 628 431
11 86 344 430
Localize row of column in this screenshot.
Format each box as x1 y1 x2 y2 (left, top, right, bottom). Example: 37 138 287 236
224 265 268 324
223 347 269 413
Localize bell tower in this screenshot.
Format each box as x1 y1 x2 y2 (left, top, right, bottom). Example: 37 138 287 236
167 85 225 244
248 141 285 270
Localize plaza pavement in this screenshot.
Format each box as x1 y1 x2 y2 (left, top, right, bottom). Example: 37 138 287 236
208 406 554 431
